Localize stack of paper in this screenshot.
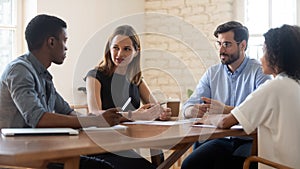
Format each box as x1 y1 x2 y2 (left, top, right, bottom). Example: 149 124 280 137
82 125 128 131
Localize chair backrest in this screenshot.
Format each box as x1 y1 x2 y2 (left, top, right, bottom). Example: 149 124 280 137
70 104 89 115
243 156 293 169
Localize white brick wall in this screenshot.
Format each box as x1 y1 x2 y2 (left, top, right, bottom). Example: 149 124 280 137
143 0 235 102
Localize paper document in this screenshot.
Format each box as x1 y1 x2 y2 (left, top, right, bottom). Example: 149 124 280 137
122 119 193 126
230 125 243 129
192 124 217 128
82 125 128 131
192 124 243 130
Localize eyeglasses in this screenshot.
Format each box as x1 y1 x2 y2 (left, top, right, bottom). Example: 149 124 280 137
215 41 241 49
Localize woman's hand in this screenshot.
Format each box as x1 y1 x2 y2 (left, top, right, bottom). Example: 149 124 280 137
198 114 225 125
131 104 161 121
141 103 171 120
158 107 171 120
199 113 238 129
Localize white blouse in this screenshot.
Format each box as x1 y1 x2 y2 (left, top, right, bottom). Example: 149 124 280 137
232 73 300 169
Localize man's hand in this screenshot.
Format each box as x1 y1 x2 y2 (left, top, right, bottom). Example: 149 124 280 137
77 108 121 128
185 103 209 118
100 108 122 126
201 97 231 114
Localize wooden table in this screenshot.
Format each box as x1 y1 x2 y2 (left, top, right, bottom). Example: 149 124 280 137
0 122 254 169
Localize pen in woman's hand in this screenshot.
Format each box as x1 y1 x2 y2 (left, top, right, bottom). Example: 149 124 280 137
121 97 132 111
147 102 166 109
159 102 167 106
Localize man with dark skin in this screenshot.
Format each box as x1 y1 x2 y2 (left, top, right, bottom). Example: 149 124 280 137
0 14 122 169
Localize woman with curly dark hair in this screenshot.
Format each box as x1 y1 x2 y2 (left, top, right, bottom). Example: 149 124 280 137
201 24 300 169
263 25 300 82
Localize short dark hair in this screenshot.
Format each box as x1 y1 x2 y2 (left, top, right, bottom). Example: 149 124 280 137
263 24 300 82
214 21 249 50
25 14 67 51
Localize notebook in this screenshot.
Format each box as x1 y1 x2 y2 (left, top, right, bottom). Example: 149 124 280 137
1 128 79 136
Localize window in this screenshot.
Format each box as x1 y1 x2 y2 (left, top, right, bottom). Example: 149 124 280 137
244 0 297 60
0 0 20 74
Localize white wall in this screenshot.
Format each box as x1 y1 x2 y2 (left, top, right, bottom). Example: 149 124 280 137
36 0 144 104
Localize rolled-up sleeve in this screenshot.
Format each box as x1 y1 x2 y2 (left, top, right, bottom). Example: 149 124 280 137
231 107 256 134
54 91 73 115
6 65 46 127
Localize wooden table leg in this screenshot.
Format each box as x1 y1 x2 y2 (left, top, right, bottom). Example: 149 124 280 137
157 142 193 169
250 132 258 156
44 156 80 169
62 156 80 169
150 149 165 166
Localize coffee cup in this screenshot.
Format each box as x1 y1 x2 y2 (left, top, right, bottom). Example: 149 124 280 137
167 99 180 117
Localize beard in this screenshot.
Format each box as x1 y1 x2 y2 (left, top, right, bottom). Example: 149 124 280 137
220 48 240 65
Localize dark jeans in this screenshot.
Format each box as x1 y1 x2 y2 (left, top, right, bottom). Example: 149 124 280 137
47 150 156 169
94 150 156 169
47 155 114 169
181 137 257 169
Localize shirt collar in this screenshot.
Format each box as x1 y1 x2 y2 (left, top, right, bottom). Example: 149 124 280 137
27 52 53 80
224 56 249 75
276 72 287 78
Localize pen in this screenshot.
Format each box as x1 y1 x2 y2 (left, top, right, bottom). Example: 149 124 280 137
160 102 166 106
121 97 132 111
147 102 166 109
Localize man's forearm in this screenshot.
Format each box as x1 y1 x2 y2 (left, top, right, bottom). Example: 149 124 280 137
183 106 194 119
37 112 82 128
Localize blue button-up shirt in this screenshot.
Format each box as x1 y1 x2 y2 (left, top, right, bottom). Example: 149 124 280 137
0 53 72 128
182 57 271 117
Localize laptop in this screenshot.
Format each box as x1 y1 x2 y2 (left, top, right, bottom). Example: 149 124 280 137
1 128 79 136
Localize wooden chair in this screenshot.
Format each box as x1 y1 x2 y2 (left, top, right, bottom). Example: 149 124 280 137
243 156 293 169
70 104 89 115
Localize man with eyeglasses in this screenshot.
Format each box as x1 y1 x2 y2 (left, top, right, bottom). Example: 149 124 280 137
181 21 271 169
